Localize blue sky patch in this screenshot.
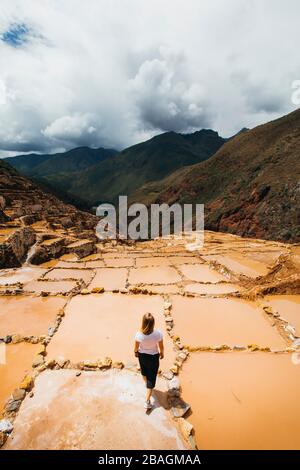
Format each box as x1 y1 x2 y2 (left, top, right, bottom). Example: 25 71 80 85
1 23 30 47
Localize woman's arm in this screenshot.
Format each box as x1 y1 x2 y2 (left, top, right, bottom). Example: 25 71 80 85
134 340 140 357
159 339 164 359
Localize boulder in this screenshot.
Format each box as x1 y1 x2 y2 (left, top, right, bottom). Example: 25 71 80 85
19 375 34 391
5 399 21 413
0 431 7 447
169 397 191 418
32 354 44 368
170 364 179 375
83 360 98 370
162 370 174 380
112 361 124 369
168 377 181 397
12 389 26 401
36 345 46 356
11 334 23 344
48 326 55 337
91 287 104 294
45 359 56 369
81 289 89 295
178 418 194 441
165 316 173 323
98 357 112 370
0 419 13 434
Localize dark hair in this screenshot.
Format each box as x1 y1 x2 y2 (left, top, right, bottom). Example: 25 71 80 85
141 312 155 335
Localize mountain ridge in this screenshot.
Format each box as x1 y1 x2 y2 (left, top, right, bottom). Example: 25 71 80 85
131 108 300 242
5 129 226 206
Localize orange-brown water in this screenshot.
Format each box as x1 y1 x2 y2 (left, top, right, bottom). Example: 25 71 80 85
203 254 269 278
55 261 86 268
43 268 93 284
129 266 182 285
23 280 78 294
88 268 127 291
47 293 175 370
84 260 106 268
0 267 46 286
178 264 227 283
171 296 287 349
0 296 66 337
264 295 300 337
135 256 200 267
184 283 241 295
180 352 300 449
104 257 135 267
0 343 40 416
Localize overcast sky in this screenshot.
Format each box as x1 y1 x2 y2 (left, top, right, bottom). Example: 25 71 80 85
0 0 299 157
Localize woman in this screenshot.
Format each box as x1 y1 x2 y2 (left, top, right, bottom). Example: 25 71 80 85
134 312 164 410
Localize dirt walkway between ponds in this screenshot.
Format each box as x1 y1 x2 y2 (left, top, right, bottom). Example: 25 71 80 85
4 369 187 450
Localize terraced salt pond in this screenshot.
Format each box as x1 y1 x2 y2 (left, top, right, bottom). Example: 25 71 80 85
88 268 127 291
23 280 78 294
0 267 46 286
0 296 66 337
128 266 182 285
184 283 241 295
178 264 227 283
264 295 300 337
180 353 300 449
0 343 40 416
43 268 93 284
171 296 287 349
203 254 270 278
135 256 200 267
104 257 135 268
47 293 175 371
1 230 299 450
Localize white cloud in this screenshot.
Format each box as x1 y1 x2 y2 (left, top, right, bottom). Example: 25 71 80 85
42 113 98 147
0 0 299 156
130 47 212 132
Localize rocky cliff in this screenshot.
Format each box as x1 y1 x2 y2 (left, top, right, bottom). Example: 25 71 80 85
0 160 98 267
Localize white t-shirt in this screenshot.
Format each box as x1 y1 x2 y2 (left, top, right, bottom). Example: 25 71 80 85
135 329 163 355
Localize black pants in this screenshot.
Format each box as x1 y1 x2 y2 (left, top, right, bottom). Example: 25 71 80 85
138 353 160 389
